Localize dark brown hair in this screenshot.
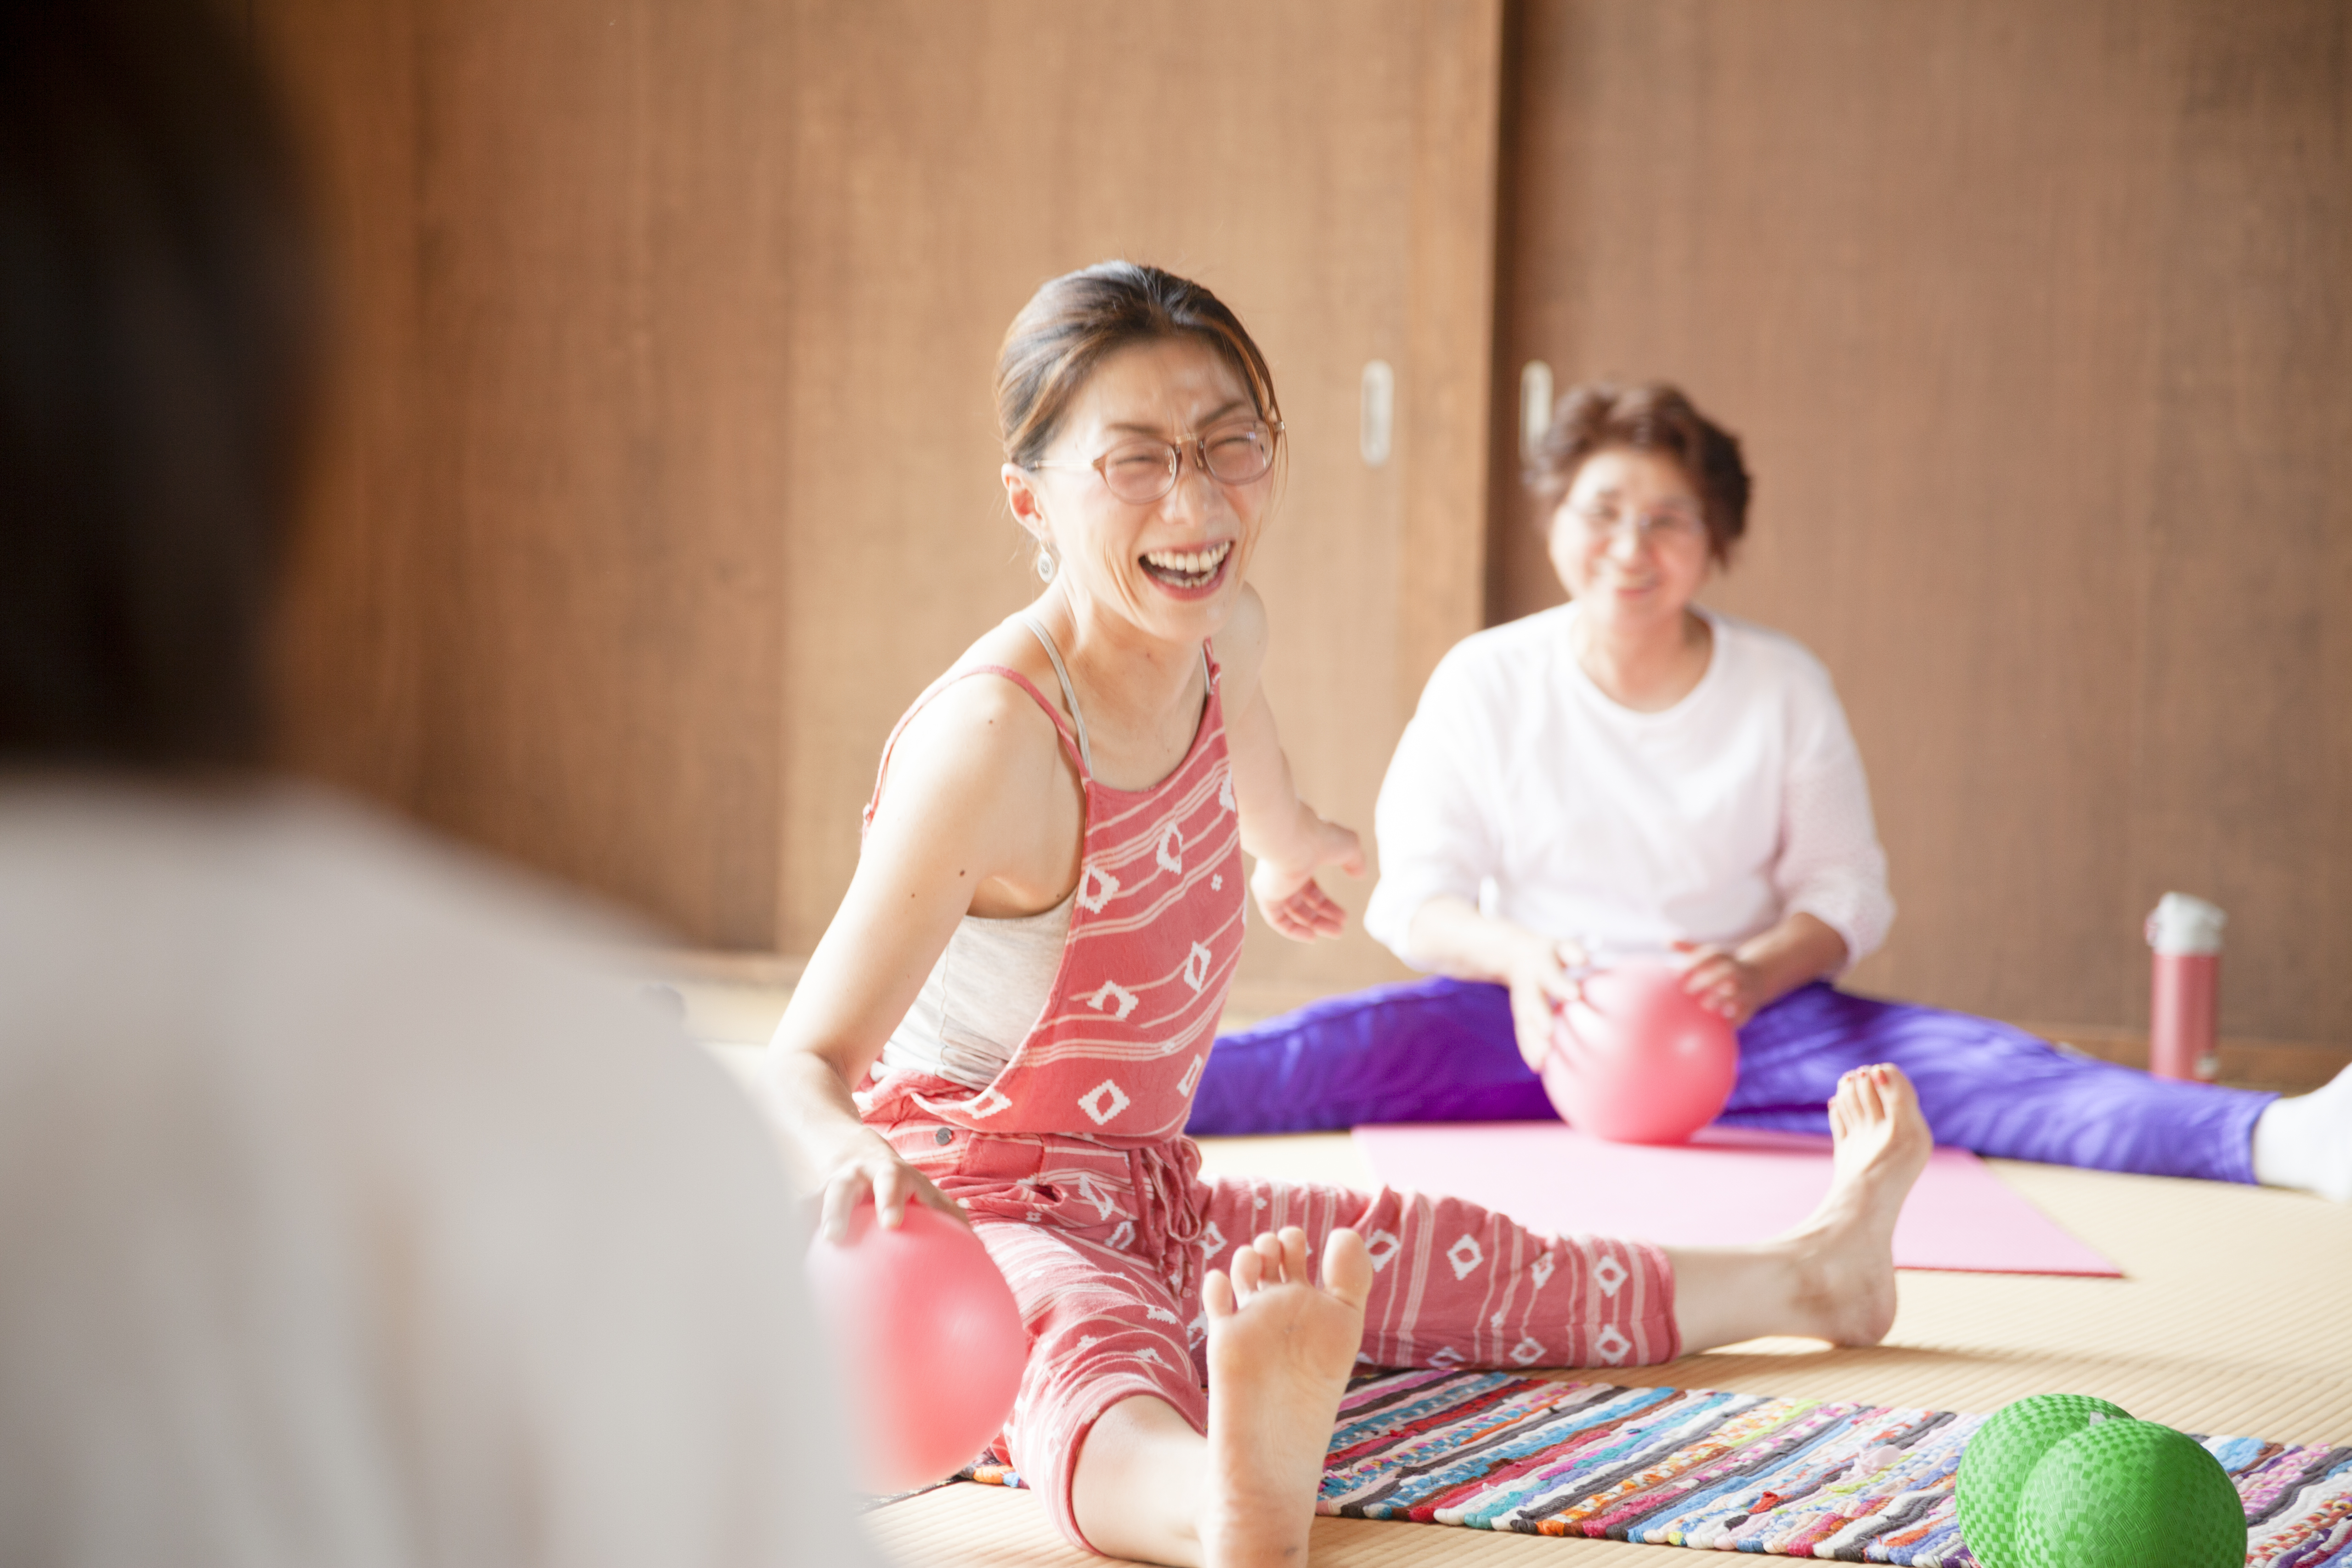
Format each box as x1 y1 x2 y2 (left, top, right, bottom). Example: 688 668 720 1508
994 262 1281 469
1525 381 1750 564
0 0 318 769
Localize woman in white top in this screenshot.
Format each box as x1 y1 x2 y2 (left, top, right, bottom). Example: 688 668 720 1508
1190 382 2352 1201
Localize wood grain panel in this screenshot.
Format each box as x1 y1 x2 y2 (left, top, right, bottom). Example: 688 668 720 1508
262 0 796 946
1492 0 2350 1043
263 0 1502 986
2128 1 2352 1056
403 0 795 946
259 0 428 806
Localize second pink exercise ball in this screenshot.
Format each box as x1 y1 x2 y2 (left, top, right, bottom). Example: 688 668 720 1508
1542 961 1740 1143
805 1198 1028 1494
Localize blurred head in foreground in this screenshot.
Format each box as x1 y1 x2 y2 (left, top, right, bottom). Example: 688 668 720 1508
0 3 873 1562
0 0 314 771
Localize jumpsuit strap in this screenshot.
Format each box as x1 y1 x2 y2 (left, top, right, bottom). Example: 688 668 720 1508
862 660 1086 835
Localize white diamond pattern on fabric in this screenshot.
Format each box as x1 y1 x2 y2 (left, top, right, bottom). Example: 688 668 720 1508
1200 1220 1227 1262
1078 1078 1131 1125
1177 1053 1204 1096
1157 825 1183 875
1183 940 1213 992
1077 864 1120 912
1510 1336 1547 1366
1363 1229 1403 1272
1075 1171 1119 1221
1218 770 1236 813
1446 1234 1484 1281
1592 1324 1632 1364
1085 980 1140 1021
1592 1255 1629 1298
1529 1252 1556 1289
965 1087 1012 1119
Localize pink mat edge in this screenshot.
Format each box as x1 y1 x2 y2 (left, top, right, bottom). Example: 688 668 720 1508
1349 1120 2123 1279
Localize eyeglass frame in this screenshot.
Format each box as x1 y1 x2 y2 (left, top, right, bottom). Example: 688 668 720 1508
1559 498 1710 548
1027 417 1284 505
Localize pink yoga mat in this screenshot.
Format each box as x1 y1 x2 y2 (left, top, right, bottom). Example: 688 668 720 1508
1352 1122 2120 1277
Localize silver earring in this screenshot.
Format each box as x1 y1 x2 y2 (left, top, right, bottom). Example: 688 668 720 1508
1035 548 1056 583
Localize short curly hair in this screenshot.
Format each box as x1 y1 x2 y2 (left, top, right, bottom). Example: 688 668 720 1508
1524 382 1750 565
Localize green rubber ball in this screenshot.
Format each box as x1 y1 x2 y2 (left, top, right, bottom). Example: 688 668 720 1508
1954 1393 2133 1568
2015 1418 2245 1568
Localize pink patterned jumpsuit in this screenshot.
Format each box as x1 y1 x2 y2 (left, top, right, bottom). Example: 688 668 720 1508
855 640 1680 1551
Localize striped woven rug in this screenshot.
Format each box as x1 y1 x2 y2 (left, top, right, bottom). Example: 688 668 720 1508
965 1368 2352 1563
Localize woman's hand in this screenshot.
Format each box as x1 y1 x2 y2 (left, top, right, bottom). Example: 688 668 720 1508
1218 600 1367 942
1674 916 1848 1027
1674 941 1771 1026
1248 815 1366 941
1503 933 1590 1071
816 1127 969 1242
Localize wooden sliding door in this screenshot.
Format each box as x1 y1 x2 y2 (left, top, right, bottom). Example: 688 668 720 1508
261 0 1504 1002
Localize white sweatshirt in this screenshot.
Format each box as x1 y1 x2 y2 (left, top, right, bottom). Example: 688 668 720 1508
0 784 879 1568
1364 603 1895 970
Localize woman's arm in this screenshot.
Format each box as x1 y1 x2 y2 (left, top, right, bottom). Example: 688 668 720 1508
1214 587 1364 940
1678 655 1890 1025
760 673 1077 1238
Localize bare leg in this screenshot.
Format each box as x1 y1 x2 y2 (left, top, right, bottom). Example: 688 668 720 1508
1668 1064 1933 1353
1069 1226 1374 1568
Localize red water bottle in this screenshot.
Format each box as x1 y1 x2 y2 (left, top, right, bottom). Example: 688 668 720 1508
2144 893 2225 1081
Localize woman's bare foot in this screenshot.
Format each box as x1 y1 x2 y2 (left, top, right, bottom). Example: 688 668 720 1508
1667 1064 1934 1354
1781 1064 1934 1344
1199 1226 1373 1568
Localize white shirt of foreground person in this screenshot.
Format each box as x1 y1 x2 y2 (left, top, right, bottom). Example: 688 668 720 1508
1364 602 1896 968
0 783 879 1568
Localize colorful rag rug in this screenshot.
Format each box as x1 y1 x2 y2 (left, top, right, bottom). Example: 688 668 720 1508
963 1369 2352 1564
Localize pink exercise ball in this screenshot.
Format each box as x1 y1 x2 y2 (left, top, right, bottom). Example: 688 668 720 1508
805 1199 1028 1493
1541 961 1740 1144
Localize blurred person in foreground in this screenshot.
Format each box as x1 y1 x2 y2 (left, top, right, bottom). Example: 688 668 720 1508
0 2 876 1562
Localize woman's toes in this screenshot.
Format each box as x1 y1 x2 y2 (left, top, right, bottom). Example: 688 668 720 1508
1321 1227 1374 1307
1204 1268 1237 1319
1230 1243 1264 1300
1276 1226 1310 1284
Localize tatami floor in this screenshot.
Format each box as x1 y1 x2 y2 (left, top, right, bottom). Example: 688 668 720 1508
660 957 2352 1567
866 1140 2352 1565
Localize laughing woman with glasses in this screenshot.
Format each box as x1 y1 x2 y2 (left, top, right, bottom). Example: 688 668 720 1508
1189 379 2352 1209
763 271 1935 1567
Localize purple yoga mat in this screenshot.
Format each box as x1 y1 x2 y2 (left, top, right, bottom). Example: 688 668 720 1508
1353 1121 2121 1277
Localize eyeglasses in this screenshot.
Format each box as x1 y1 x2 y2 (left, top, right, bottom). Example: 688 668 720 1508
1564 500 1707 546
1031 418 1282 504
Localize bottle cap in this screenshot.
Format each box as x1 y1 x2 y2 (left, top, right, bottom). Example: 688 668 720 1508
2145 892 2226 956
